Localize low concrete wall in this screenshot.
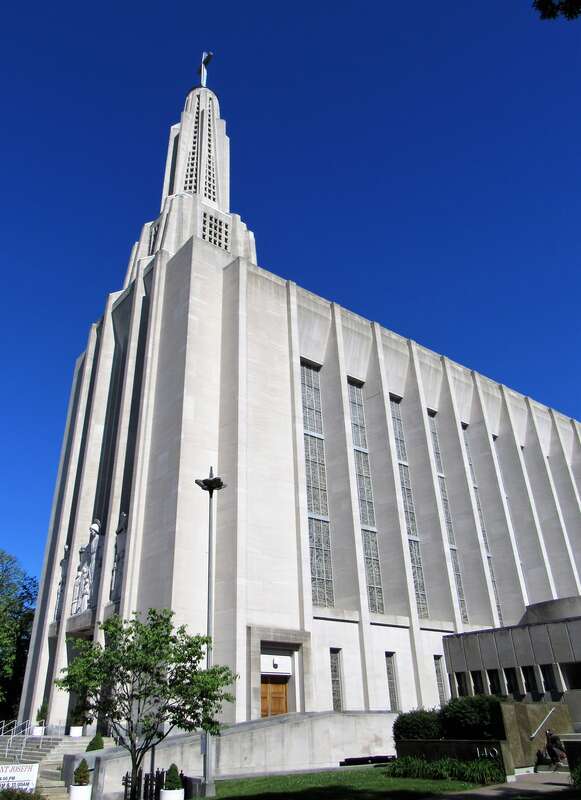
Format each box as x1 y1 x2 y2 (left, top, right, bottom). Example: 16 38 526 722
395 739 512 776
69 711 396 800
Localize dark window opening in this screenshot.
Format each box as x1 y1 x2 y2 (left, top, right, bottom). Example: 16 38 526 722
471 670 484 695
540 664 560 697
456 672 469 697
487 668 502 696
522 665 541 699
560 662 581 691
504 667 521 696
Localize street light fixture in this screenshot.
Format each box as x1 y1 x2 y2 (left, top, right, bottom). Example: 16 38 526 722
195 466 226 798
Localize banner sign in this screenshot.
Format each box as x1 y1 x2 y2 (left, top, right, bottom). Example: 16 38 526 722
0 763 39 792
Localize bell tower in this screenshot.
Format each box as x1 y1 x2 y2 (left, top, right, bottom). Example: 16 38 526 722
122 52 255 289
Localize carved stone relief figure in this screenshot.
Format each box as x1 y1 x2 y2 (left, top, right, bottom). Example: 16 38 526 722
110 512 127 603
88 519 101 588
79 562 91 613
71 551 85 616
70 517 101 616
54 543 69 621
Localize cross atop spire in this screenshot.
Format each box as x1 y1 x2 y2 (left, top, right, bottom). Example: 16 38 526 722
198 51 213 88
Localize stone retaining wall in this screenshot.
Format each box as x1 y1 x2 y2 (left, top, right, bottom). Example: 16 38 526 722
64 711 396 800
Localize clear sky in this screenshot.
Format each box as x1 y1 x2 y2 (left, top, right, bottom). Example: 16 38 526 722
1 1 580 579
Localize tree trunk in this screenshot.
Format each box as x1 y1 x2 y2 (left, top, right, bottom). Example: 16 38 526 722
130 754 141 800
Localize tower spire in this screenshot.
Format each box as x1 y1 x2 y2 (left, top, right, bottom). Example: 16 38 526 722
198 51 213 88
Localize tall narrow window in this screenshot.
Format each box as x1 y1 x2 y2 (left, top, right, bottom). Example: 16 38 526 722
434 655 447 706
429 413 468 623
301 363 334 607
390 398 429 618
330 648 343 711
349 381 384 613
385 652 400 711
463 425 503 624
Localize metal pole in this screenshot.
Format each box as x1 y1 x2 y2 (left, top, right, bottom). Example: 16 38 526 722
203 483 215 797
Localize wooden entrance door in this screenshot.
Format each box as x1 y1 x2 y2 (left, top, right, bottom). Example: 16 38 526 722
260 676 288 717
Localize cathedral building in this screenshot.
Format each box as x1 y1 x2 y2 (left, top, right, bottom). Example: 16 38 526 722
20 61 581 729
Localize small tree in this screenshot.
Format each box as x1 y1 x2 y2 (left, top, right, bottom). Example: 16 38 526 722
164 764 182 791
73 759 90 786
56 610 235 800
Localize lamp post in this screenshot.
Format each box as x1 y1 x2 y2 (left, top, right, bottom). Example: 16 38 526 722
195 466 226 798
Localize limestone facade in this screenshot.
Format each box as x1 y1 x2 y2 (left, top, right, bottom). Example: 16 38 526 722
19 78 581 728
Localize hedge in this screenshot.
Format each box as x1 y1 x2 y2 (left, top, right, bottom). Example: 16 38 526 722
392 709 442 740
393 695 505 742
86 732 104 751
439 696 505 740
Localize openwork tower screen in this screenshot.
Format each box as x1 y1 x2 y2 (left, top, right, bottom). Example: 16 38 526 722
184 95 201 193
301 363 334 607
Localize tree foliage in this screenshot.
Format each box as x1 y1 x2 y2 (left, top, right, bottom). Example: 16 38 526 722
164 764 182 791
533 0 581 18
56 609 235 799
73 759 90 786
0 550 37 718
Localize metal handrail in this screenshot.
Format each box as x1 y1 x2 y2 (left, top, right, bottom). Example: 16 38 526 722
4 719 33 756
529 706 556 741
0 720 16 737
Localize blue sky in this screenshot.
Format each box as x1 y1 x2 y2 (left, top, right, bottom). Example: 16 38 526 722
1 1 580 579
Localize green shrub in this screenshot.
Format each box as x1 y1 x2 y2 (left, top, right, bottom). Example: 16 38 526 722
70 704 87 727
0 792 45 800
439 695 504 740
393 709 443 740
74 759 90 786
572 764 581 788
36 701 48 724
164 764 182 791
459 759 505 785
86 732 104 752
384 755 504 785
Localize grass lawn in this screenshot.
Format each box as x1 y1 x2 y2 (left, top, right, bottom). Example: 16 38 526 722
215 767 478 798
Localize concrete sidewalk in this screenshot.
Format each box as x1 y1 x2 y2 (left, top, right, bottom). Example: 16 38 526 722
422 771 575 798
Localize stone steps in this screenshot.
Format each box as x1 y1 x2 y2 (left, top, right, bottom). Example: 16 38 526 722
0 733 114 798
